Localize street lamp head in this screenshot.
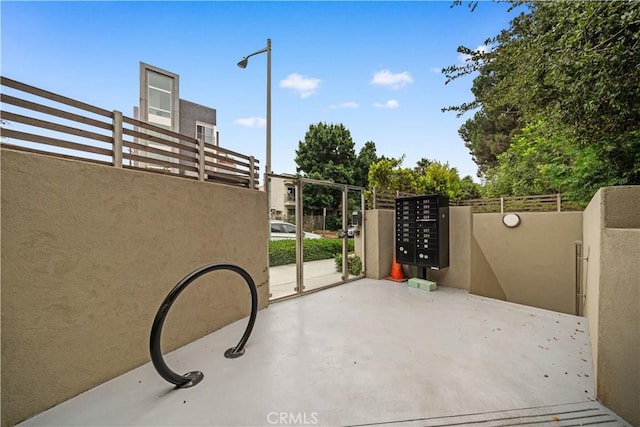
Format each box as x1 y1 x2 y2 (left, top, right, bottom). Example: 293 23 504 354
237 58 248 69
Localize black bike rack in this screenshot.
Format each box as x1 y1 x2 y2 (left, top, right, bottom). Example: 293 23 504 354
149 263 258 388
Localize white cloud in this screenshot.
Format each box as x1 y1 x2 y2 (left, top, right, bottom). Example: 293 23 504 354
430 67 442 74
458 45 490 63
373 99 399 109
371 69 413 89
329 101 359 109
234 116 266 128
279 73 321 98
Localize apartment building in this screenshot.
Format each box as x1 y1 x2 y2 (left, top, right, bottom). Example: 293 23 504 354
133 62 218 171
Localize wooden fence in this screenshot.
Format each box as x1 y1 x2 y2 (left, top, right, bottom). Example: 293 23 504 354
368 188 417 210
369 188 582 212
453 194 582 213
0 76 259 189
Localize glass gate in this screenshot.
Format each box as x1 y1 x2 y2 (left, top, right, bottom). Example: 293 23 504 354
268 174 365 301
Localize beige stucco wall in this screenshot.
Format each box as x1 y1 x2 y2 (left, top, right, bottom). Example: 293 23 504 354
582 189 602 377
363 210 395 279
582 186 640 426
471 212 582 314
599 228 639 425
365 207 580 313
469 234 506 301
426 207 472 290
364 207 471 286
1 149 269 427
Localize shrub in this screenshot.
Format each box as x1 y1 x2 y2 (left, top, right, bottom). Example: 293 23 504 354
269 239 354 267
334 253 363 276
269 240 295 267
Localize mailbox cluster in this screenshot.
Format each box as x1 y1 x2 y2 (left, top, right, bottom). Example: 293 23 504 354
395 194 450 271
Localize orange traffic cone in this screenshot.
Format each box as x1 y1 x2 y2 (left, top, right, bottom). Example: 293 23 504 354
387 253 407 282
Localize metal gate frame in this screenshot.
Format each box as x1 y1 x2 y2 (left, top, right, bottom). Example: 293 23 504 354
269 173 366 300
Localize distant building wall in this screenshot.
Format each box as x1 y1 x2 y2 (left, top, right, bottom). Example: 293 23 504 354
582 186 639 426
269 177 287 219
139 62 180 131
1 148 269 427
179 99 216 140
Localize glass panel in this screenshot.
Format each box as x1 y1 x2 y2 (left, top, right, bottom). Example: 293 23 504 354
269 216 297 300
347 189 365 279
204 127 214 144
197 124 215 145
149 108 171 119
148 71 172 92
302 183 343 293
147 112 171 129
148 88 171 112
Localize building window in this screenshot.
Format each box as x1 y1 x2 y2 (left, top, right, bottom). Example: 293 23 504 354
147 70 173 130
286 187 295 202
196 122 216 146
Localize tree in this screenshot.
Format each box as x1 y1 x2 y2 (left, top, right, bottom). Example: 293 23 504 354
459 176 482 200
368 156 417 193
368 157 468 202
443 1 640 203
484 119 640 205
458 108 521 176
353 141 379 188
295 122 356 183
295 122 357 216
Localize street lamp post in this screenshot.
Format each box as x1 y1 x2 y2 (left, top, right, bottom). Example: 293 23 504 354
238 38 272 220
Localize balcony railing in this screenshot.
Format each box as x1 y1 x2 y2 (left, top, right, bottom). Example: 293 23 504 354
0 76 259 189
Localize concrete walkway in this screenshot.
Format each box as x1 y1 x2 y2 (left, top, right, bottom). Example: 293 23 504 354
269 258 348 299
18 280 630 426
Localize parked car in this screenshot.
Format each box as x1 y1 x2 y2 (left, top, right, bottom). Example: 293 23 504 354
270 220 321 241
338 225 356 238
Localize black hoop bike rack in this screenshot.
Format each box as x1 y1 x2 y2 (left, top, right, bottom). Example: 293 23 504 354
149 263 258 388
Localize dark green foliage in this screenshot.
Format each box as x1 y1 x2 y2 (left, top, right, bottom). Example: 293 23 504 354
324 215 342 231
295 123 379 216
368 156 475 202
354 141 379 188
458 108 522 176
334 253 363 276
444 1 640 204
269 239 355 267
269 240 297 267
295 123 356 216
485 120 640 205
459 175 483 200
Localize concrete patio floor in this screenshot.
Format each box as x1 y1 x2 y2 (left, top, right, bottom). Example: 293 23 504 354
18 280 629 426
269 259 354 300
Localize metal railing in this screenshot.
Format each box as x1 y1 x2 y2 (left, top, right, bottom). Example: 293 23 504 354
0 76 260 189
149 263 258 388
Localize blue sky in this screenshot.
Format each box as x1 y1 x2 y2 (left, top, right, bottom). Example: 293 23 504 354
1 1 517 180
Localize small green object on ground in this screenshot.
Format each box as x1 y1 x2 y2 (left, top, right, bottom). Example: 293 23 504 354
408 278 437 291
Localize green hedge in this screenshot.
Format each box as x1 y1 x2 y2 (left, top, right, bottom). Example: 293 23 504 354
269 239 355 267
